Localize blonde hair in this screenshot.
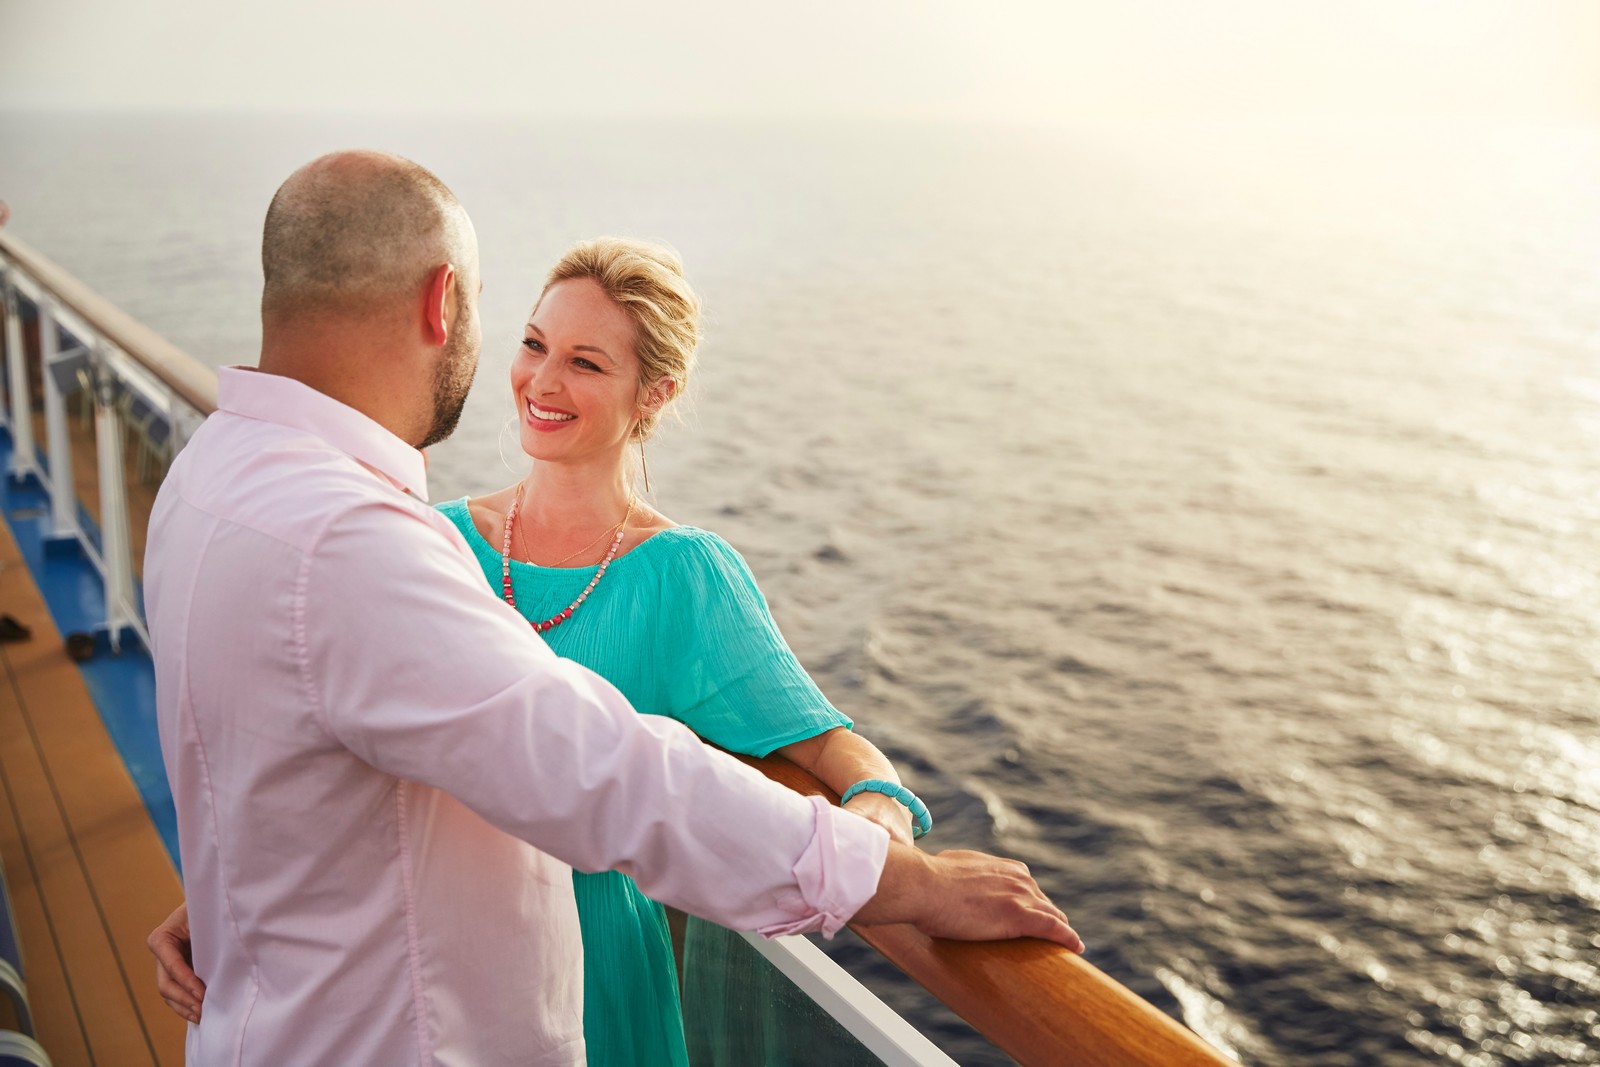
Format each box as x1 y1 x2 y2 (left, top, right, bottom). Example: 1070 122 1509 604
542 237 700 441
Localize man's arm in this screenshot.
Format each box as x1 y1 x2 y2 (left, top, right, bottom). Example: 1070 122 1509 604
150 846 1079 1023
302 500 878 935
303 499 1084 942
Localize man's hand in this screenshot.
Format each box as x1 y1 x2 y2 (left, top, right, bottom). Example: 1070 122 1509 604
148 902 204 1024
854 845 1085 952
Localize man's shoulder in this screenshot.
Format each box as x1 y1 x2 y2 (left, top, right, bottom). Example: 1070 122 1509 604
160 412 438 553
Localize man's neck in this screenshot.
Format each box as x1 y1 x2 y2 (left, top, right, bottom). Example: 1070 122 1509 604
259 328 426 448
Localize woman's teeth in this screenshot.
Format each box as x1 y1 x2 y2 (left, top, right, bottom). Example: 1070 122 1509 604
528 403 575 422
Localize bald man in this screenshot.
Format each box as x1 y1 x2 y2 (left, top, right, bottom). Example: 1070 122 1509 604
144 151 1081 1066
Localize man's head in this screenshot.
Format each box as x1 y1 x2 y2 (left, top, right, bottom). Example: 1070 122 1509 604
260 151 481 447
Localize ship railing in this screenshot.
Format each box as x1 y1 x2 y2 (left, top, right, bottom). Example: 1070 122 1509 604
735 754 1234 1066
0 229 214 653
0 226 1233 1066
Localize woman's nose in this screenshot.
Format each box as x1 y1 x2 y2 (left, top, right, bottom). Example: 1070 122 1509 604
529 360 561 395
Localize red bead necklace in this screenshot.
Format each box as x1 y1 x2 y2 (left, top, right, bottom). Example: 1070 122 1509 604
500 485 636 633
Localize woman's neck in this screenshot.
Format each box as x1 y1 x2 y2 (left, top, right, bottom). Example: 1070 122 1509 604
516 456 634 535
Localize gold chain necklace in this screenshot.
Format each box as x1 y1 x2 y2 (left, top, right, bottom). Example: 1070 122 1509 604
517 506 628 568
500 485 636 633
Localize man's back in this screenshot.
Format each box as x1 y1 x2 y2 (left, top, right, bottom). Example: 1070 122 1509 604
147 377 585 1065
148 369 888 1065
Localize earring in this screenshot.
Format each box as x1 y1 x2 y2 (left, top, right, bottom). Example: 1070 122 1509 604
496 413 520 473
639 434 651 495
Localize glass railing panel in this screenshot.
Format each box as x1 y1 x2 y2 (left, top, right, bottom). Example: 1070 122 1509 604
680 917 958 1067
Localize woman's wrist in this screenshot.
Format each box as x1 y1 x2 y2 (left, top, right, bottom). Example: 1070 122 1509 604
840 779 933 840
844 791 915 844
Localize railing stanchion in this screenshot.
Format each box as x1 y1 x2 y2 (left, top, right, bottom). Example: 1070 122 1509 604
39 299 82 545
92 343 138 651
0 266 13 433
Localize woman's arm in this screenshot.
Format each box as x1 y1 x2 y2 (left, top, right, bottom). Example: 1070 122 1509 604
670 534 920 846
776 727 917 846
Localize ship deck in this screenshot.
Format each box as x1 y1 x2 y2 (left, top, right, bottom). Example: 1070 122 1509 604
0 491 183 1066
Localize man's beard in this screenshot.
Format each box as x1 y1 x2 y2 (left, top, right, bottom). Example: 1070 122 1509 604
420 321 478 449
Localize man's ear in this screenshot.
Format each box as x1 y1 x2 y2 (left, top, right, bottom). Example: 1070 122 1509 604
423 263 457 345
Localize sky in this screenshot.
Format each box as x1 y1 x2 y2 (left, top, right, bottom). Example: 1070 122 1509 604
1 1 1597 124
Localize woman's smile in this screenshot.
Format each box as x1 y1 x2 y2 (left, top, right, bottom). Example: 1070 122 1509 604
525 399 577 429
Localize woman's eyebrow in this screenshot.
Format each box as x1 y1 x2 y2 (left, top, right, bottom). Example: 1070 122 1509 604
526 323 615 363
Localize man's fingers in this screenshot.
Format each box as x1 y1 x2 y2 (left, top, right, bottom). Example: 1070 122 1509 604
1040 899 1071 927
992 886 1082 951
1022 908 1084 953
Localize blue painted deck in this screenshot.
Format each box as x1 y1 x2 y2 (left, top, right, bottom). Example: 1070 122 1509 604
0 427 178 868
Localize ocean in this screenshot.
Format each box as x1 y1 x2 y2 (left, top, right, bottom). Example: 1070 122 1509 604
2 110 1597 1066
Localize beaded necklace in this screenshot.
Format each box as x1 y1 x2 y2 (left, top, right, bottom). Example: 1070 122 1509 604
500 485 636 633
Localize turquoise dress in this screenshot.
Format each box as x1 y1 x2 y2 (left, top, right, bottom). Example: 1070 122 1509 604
437 499 852 1067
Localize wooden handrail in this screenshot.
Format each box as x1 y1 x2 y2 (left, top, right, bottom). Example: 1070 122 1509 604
738 753 1234 1067
0 229 219 414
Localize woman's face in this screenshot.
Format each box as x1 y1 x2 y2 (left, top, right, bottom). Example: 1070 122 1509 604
511 277 645 466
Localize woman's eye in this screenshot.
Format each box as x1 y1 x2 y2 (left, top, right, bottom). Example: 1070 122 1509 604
574 358 600 371
521 338 546 354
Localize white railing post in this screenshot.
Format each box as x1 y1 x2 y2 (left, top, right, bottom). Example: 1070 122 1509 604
3 271 39 484
91 342 138 652
0 265 13 433
737 933 960 1066
39 299 83 545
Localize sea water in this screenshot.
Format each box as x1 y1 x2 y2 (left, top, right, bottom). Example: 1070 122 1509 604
2 111 1596 1066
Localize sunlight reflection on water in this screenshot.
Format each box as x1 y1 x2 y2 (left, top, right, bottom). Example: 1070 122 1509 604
1 112 1597 1065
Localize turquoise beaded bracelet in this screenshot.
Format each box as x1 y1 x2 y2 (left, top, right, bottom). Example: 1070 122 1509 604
839 779 932 840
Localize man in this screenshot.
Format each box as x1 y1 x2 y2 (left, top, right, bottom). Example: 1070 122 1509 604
145 150 1081 1065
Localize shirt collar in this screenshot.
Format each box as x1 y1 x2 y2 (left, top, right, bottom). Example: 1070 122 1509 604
215 366 430 500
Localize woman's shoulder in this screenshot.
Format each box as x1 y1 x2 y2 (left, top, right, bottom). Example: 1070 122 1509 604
433 496 474 534
637 524 743 567
633 526 768 607
438 491 517 539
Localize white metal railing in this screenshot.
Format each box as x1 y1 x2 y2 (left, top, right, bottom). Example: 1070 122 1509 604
0 237 212 653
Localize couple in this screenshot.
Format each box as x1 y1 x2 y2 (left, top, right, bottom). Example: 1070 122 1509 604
145 150 1081 1066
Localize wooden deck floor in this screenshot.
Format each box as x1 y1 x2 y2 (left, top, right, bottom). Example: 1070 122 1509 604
0 517 184 1066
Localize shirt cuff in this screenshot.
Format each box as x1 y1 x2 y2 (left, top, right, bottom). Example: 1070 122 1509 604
755 795 890 940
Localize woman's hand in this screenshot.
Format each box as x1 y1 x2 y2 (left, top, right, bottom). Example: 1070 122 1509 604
148 902 205 1024
843 790 916 847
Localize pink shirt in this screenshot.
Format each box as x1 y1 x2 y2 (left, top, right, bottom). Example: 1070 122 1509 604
146 367 889 1066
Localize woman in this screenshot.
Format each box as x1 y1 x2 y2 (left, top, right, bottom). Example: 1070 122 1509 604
153 237 930 1065
447 237 927 1064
